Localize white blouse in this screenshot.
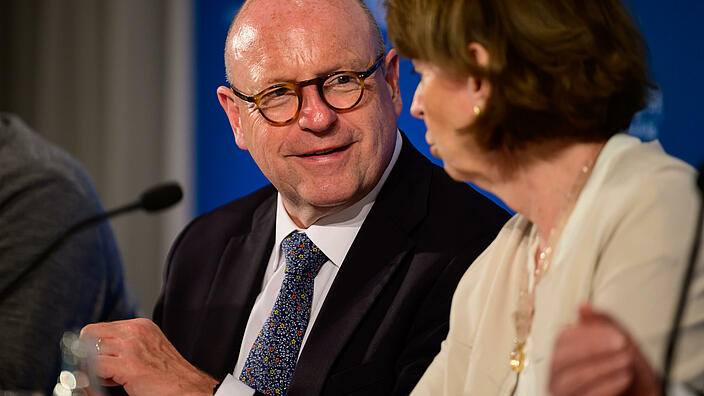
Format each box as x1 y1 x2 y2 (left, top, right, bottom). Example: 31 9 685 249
412 134 704 395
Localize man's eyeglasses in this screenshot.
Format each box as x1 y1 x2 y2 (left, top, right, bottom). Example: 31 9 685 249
230 54 385 125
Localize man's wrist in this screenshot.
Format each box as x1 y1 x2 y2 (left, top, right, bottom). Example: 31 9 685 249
213 380 223 395
188 369 219 396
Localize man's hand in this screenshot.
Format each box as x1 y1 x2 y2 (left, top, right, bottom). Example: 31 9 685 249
548 304 660 396
80 318 218 396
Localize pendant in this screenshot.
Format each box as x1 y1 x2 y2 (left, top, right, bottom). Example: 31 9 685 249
509 342 525 372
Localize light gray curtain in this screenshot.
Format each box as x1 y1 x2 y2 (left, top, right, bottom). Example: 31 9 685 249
0 0 194 315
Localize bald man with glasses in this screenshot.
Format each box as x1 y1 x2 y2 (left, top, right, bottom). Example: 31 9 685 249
80 1 507 395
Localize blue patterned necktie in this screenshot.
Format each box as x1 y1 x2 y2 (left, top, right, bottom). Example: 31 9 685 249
239 231 328 395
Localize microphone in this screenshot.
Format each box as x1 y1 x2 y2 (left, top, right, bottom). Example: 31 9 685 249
662 164 703 395
0 182 183 304
141 183 183 212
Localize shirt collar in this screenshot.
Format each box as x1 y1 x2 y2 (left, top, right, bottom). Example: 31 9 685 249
274 129 403 267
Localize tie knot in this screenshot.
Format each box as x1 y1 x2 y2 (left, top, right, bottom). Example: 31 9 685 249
281 232 328 276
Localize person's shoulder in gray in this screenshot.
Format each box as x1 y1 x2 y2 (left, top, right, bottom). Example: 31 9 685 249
0 113 136 393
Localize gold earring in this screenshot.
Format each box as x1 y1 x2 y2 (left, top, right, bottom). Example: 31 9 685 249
473 105 481 115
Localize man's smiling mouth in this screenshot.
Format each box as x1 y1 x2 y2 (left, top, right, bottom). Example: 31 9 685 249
298 144 351 157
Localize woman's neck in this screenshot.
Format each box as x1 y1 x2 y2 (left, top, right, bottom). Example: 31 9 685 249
493 141 606 248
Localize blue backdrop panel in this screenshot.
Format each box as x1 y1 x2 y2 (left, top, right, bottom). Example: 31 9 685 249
195 0 266 215
195 0 703 216
624 1 704 167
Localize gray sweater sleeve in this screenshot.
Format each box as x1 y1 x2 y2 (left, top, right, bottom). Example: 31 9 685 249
0 114 136 393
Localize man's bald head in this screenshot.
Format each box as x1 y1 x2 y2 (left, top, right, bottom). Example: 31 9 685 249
224 0 385 85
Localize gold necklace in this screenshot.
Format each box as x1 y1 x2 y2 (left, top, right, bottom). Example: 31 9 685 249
509 152 600 373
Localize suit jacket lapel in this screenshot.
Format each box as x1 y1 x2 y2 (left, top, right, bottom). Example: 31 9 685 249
190 193 277 380
289 133 432 395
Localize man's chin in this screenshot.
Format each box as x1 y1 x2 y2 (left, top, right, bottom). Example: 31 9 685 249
304 188 366 213
296 181 366 207
281 198 354 228
305 194 357 210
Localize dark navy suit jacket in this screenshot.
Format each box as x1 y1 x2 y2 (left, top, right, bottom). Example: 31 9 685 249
154 134 508 395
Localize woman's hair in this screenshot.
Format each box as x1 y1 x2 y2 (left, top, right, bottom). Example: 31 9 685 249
385 0 654 152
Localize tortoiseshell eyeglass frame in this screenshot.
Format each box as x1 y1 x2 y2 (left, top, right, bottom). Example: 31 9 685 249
230 54 385 125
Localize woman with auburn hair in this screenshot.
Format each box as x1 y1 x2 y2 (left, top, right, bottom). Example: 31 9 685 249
384 0 704 395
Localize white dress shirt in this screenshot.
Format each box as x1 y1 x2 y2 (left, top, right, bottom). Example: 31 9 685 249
217 130 402 395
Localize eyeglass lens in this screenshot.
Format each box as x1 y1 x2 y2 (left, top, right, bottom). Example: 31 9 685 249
258 72 364 123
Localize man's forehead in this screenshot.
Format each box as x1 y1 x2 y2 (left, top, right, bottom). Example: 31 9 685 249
229 24 259 61
236 47 371 91
232 0 365 43
228 13 375 90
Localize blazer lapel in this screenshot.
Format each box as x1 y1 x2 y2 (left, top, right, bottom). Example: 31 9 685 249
190 194 277 380
288 133 432 395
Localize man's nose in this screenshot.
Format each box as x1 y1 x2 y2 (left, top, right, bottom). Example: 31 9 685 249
297 85 337 132
410 86 424 119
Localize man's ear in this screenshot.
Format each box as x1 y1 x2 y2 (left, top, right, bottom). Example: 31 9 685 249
217 86 248 150
466 42 491 108
383 48 403 117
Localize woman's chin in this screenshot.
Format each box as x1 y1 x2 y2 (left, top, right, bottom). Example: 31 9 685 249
429 144 441 159
442 163 472 183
